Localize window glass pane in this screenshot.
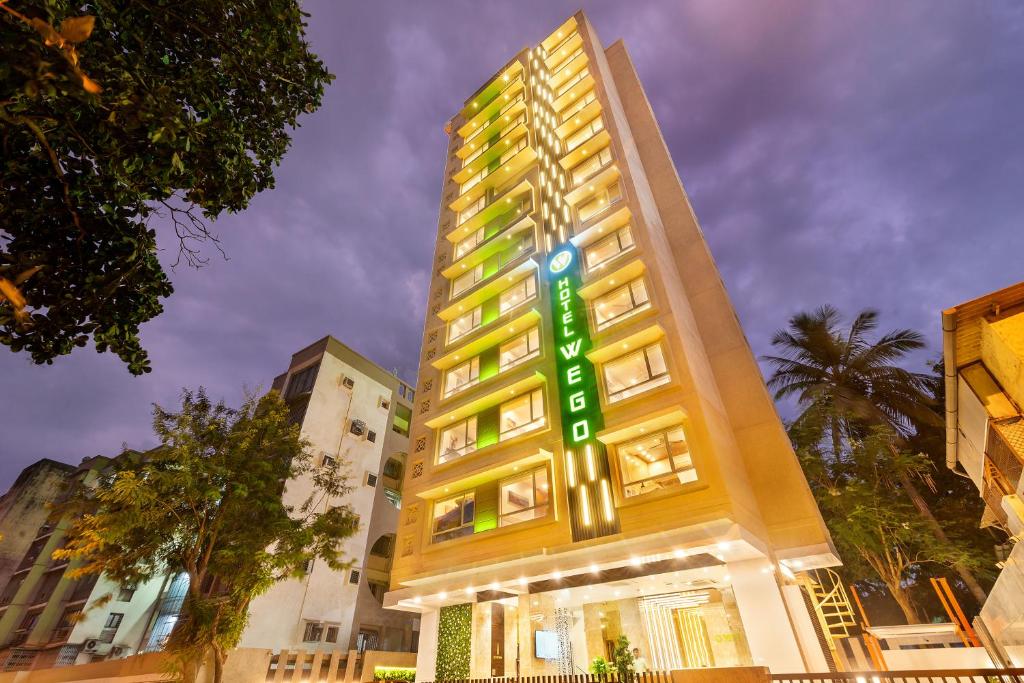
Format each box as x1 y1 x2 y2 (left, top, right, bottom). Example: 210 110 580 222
604 343 670 402
646 344 668 377
455 228 484 259
618 426 696 497
499 328 539 370
500 389 544 440
452 264 483 297
449 307 481 343
439 417 477 463
584 225 633 271
499 468 550 527
499 276 536 314
432 493 475 542
445 358 479 396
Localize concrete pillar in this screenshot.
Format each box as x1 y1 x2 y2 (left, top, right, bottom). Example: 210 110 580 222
780 584 829 672
726 559 806 673
415 609 439 682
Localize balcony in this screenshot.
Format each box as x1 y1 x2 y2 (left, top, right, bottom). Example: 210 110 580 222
450 145 537 214
458 76 525 141
553 70 594 112
545 32 583 71
459 61 524 122
424 373 545 431
560 130 612 174
556 96 602 140
564 161 620 207
431 308 541 372
438 260 538 322
548 48 589 91
452 122 529 185
443 214 536 280
456 100 528 161
446 179 534 245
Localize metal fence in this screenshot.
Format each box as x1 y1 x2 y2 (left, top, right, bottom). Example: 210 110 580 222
771 669 1024 683
424 673 674 683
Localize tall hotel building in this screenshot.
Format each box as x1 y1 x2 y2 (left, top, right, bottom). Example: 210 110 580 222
386 12 838 678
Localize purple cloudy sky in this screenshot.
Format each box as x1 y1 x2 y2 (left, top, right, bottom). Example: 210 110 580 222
2 1 1023 488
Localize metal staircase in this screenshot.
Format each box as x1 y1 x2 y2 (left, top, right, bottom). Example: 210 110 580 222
799 569 858 652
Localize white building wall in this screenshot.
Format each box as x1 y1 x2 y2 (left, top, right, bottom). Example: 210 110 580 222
240 348 406 652
957 375 988 489
67 573 167 658
727 558 807 673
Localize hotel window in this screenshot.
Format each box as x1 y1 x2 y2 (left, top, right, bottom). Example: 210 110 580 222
499 328 541 371
285 363 319 399
570 146 613 186
500 388 545 440
585 226 634 272
497 232 535 269
451 263 483 298
499 275 537 315
432 492 475 543
603 342 670 403
594 278 651 331
438 416 477 464
500 467 550 527
560 89 597 124
617 426 696 498
555 66 590 99
455 228 484 259
448 306 482 344
458 195 487 225
444 357 480 397
566 116 604 152
303 621 325 643
577 182 623 225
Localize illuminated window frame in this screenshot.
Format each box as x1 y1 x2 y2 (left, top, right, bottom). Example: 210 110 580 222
603 342 670 404
431 492 475 543
447 306 482 344
499 327 541 372
593 278 651 331
584 225 634 272
438 416 478 464
443 357 480 398
498 466 551 527
615 425 697 499
499 388 546 441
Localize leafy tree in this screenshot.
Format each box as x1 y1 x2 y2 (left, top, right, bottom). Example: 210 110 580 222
796 425 980 623
53 388 359 683
612 634 633 678
1 0 331 374
764 306 989 605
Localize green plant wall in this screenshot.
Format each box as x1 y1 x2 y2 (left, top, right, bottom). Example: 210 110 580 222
436 603 472 681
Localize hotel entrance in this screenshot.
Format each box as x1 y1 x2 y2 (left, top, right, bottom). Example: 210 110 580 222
499 565 753 676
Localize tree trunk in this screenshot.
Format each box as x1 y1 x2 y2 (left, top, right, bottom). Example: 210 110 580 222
831 416 843 462
213 645 226 683
894 465 988 604
888 581 922 624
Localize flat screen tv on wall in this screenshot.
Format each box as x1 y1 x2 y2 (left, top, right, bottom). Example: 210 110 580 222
534 630 559 660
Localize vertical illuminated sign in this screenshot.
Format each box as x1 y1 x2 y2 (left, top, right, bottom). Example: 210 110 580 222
547 245 620 541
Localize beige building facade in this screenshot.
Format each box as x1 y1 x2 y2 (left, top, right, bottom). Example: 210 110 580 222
385 12 838 679
241 336 419 655
943 282 1024 665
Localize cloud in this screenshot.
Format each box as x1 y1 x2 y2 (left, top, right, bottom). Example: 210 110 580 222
2 0 1022 487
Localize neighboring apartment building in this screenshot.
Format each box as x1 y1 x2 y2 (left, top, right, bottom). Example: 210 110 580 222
0 460 76 590
0 336 419 672
0 454 168 671
239 335 419 655
385 12 839 679
943 281 1024 666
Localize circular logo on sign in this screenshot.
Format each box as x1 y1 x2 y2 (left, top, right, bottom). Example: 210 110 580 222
549 249 573 274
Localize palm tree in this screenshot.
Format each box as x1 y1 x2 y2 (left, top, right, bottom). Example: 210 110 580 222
763 306 935 461
763 306 987 605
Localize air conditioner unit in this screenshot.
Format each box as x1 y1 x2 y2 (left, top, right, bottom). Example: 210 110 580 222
109 645 130 658
83 639 111 655
350 419 366 436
